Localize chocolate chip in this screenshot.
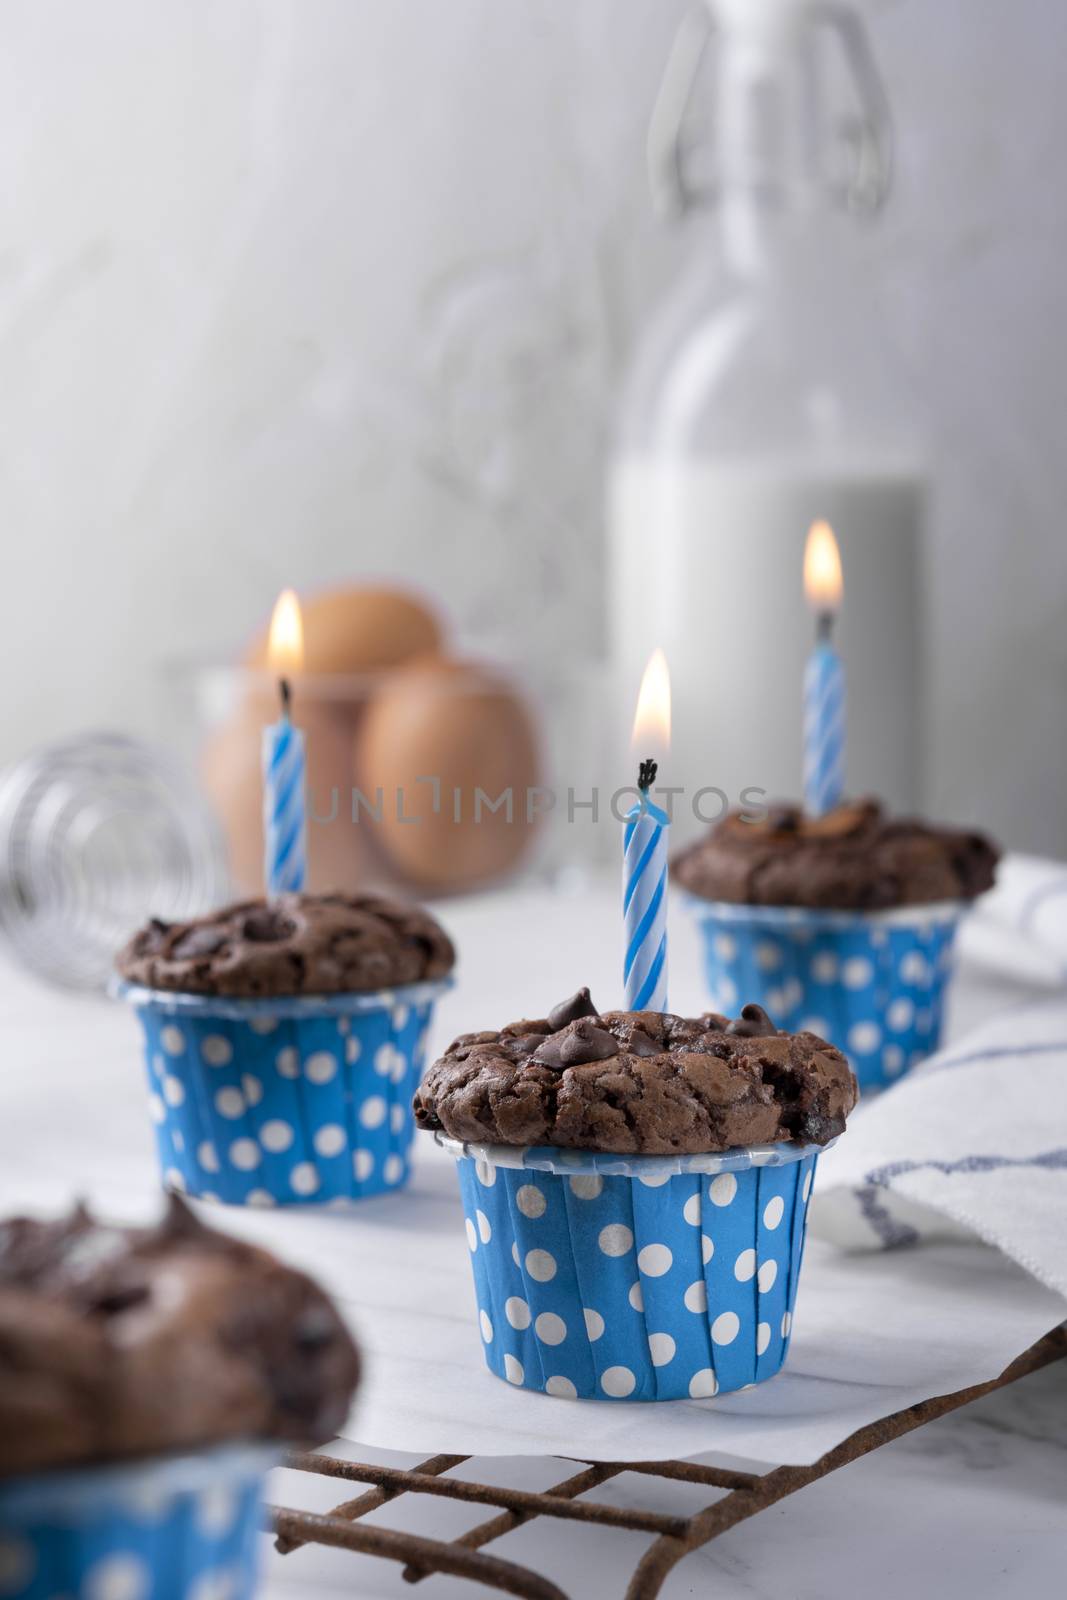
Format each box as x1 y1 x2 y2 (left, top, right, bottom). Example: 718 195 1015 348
139 918 172 954
546 988 599 1030
241 909 296 944
87 1280 151 1317
534 1019 620 1070
766 806 800 833
531 1035 567 1069
155 1194 215 1245
726 1003 778 1038
502 1032 552 1061
626 1028 661 1058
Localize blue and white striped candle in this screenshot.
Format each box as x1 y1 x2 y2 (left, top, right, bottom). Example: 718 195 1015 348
262 679 307 895
623 764 669 1011
262 589 307 896
802 521 846 817
803 633 845 815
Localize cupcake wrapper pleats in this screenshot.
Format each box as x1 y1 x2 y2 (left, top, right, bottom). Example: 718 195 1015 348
453 1147 818 1401
0 1445 273 1600
122 984 448 1206
686 898 961 1090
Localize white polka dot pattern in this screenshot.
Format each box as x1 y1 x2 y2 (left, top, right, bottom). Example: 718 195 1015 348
516 1184 546 1218
130 989 438 1206
229 1139 260 1172
13 1457 273 1600
524 1248 557 1283
689 1367 719 1397
534 1311 567 1345
84 1552 150 1600
636 1243 672 1277
648 1332 675 1366
456 1150 818 1402
506 1296 531 1329
733 1248 756 1282
693 904 961 1090
261 1120 295 1154
313 1123 346 1158
683 1280 707 1313
214 1088 244 1120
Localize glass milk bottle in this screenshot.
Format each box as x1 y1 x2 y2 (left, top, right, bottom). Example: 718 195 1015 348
609 0 922 847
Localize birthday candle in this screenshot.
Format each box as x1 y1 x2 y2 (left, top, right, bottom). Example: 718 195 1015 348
623 649 671 1011
623 768 669 1011
802 522 846 816
262 589 307 896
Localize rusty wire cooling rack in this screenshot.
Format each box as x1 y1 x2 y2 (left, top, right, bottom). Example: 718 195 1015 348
270 1325 1066 1600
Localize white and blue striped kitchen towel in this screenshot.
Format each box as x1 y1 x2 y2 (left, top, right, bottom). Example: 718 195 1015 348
958 852 1067 986
811 995 1067 1300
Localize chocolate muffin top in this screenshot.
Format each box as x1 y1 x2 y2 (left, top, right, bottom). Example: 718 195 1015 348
673 799 999 911
116 891 455 998
413 989 856 1155
0 1197 360 1478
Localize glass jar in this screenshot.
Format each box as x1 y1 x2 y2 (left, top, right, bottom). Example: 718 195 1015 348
609 0 923 845
0 733 227 989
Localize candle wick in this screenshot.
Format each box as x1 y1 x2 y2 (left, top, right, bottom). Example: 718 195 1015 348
279 677 292 718
817 612 834 643
637 757 658 794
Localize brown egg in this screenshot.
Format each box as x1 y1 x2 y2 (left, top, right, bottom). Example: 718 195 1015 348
201 690 378 895
354 659 542 890
245 586 443 675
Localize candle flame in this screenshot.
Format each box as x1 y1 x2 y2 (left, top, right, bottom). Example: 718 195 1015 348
631 648 671 756
267 589 305 674
804 521 843 613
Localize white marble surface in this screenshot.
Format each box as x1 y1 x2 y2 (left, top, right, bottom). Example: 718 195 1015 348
1 0 1066 854
1 879 1064 1595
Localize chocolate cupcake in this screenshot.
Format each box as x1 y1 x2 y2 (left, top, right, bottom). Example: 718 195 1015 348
115 892 455 1207
674 800 1000 1090
0 1197 359 1599
420 990 856 1403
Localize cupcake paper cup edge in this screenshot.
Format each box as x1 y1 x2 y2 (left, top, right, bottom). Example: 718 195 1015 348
683 896 963 1090
0 1443 276 1600
445 1140 820 1402
119 980 450 1207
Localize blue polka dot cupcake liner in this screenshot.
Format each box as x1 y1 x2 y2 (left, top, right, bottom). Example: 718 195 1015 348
115 979 451 1207
0 1442 275 1600
439 1135 828 1402
682 896 963 1091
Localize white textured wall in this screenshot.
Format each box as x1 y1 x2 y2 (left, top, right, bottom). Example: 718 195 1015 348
1 0 1064 853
